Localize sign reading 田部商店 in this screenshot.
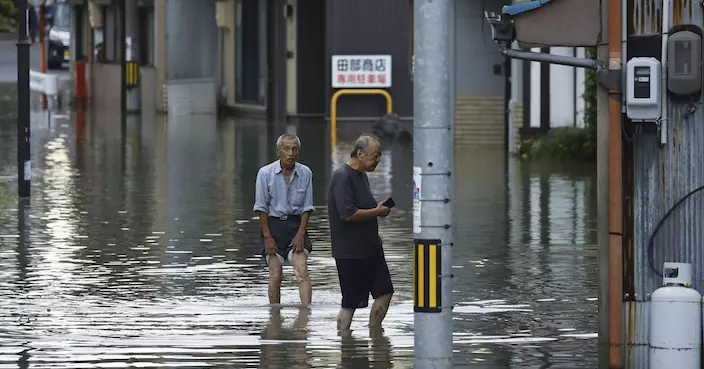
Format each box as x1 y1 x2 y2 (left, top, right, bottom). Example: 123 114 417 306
331 55 392 88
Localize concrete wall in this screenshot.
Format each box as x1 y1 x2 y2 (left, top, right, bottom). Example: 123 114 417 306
140 66 156 113
91 63 122 110
453 0 509 148
164 0 218 80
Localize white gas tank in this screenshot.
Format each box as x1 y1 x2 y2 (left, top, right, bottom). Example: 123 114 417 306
649 262 701 369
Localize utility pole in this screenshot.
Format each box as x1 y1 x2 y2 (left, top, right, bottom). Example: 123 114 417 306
16 0 31 198
412 0 453 367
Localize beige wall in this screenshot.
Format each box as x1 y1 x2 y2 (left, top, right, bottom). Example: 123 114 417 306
220 0 237 107
155 0 166 113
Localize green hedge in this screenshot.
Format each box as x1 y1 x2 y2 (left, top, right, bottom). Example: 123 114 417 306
0 0 17 32
520 126 596 161
519 47 598 162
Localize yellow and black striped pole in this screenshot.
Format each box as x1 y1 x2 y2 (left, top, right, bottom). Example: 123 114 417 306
414 239 442 313
125 61 139 90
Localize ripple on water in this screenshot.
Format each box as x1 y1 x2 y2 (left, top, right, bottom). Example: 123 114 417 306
0 116 598 368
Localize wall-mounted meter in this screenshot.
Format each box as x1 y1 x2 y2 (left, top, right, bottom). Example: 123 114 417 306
626 57 661 122
667 25 703 102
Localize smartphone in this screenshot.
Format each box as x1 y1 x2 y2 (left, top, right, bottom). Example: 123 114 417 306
382 197 396 208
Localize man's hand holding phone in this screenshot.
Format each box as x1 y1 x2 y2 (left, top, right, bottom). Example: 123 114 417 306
376 197 395 218
376 201 391 218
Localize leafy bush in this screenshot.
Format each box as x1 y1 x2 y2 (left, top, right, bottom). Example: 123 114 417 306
523 127 596 161
0 0 17 32
519 48 598 162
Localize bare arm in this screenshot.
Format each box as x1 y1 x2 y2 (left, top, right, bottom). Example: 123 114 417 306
344 208 381 222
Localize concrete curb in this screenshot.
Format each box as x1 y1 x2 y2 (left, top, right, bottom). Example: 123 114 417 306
0 32 17 41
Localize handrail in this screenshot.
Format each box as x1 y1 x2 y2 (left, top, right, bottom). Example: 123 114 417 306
330 89 393 148
29 70 59 96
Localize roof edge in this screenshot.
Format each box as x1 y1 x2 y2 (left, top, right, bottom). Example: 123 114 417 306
501 0 554 16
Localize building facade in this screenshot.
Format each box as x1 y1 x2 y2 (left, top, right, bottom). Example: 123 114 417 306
65 0 589 152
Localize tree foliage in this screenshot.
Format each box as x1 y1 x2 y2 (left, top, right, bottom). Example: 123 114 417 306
0 0 17 32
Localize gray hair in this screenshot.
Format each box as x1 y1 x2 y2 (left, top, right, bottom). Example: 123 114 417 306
276 134 301 150
350 134 381 158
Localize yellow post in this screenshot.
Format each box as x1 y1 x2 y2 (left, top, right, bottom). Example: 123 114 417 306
330 89 393 148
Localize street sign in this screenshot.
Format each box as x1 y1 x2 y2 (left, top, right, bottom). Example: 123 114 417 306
331 55 392 88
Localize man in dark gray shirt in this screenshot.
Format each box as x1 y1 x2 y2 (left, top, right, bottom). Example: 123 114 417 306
328 134 393 331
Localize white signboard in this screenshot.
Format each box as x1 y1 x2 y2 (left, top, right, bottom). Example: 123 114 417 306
413 166 422 234
331 55 392 88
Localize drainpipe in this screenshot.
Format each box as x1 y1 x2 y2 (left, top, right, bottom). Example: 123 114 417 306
607 0 624 365
659 0 670 146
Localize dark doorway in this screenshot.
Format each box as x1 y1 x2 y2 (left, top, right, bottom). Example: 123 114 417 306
296 0 326 115
236 0 265 104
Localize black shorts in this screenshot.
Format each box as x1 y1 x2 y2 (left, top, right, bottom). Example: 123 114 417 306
260 215 312 265
335 252 394 309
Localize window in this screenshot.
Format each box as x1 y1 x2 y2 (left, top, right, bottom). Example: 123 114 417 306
53 4 71 30
100 5 122 63
138 6 154 66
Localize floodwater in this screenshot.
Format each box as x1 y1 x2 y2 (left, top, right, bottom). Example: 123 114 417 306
0 108 598 368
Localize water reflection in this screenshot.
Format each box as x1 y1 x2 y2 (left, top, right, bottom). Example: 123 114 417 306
260 307 310 369
0 110 598 368
339 328 393 369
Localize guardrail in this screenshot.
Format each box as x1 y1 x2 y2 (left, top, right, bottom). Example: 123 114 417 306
330 89 393 148
29 70 59 97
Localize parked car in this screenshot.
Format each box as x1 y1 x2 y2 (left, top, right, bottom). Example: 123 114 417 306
47 0 70 69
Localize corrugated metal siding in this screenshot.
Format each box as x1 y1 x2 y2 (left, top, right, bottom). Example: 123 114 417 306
325 0 413 118
623 301 650 368
454 95 505 147
626 1 704 367
630 0 704 297
165 79 216 116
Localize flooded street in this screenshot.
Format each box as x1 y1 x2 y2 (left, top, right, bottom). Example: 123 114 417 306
0 109 598 368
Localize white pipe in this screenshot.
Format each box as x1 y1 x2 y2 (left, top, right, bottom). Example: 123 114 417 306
660 0 670 146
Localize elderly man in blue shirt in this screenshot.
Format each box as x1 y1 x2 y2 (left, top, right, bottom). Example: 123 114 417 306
253 134 315 306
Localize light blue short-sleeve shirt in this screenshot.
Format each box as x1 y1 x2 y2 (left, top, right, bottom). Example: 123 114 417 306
253 160 315 217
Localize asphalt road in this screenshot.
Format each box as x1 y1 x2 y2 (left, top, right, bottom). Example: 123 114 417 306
0 38 69 83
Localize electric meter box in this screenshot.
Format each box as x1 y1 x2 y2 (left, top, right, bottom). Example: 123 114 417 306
667 28 702 101
626 57 661 122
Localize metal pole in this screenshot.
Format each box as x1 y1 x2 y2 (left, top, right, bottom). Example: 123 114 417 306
125 0 140 113
38 6 46 106
39 5 46 110
597 43 611 369
16 0 31 198
413 0 453 367
607 0 623 365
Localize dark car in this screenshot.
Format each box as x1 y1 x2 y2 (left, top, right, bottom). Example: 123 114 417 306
47 0 70 69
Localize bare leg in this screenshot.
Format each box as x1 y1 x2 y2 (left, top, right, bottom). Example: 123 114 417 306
337 308 355 331
291 251 312 306
369 293 392 328
267 255 283 304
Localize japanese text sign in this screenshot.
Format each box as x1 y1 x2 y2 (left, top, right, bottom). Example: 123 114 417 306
331 55 392 88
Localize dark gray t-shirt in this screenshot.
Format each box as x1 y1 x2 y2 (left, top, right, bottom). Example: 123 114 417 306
328 164 382 259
